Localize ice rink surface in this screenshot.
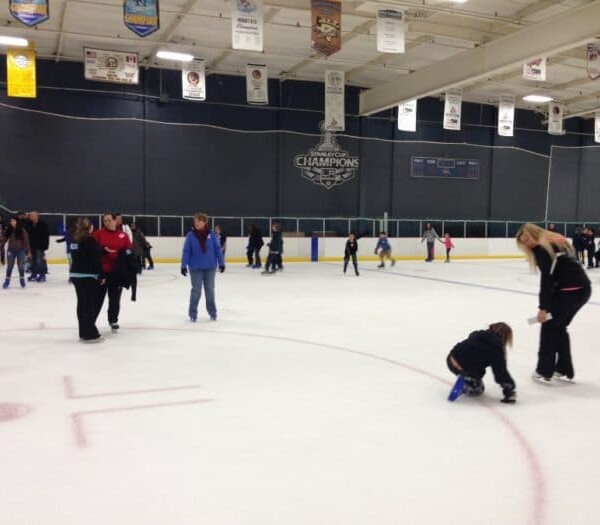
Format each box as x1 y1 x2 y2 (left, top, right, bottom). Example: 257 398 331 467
2 259 600 525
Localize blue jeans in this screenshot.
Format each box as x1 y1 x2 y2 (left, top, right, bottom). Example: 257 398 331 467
188 269 216 319
32 249 47 276
5 249 26 279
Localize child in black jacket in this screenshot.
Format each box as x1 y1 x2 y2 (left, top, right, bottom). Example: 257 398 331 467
343 233 359 276
446 322 516 403
263 223 283 274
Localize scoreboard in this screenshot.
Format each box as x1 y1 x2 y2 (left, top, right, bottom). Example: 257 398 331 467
411 156 480 179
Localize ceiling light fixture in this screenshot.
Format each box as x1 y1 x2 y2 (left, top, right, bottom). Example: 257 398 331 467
156 50 194 62
523 94 553 103
0 36 29 47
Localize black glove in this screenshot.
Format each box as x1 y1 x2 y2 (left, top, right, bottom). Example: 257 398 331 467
219 265 225 273
181 267 188 277
501 387 516 404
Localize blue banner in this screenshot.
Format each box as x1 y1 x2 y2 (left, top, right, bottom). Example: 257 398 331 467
10 0 49 26
124 0 159 37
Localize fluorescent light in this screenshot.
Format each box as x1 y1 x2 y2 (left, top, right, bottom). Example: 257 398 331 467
523 94 553 103
0 36 29 47
156 50 194 62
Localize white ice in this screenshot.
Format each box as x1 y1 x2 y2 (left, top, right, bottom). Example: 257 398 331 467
1 259 600 525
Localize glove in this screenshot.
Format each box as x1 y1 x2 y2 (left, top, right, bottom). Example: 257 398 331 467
501 387 516 404
181 268 188 277
219 265 225 273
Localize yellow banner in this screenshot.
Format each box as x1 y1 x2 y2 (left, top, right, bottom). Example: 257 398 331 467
7 48 36 98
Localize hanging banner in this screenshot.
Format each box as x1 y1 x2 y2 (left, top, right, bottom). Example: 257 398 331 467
84 48 139 85
311 0 341 57
376 8 404 54
9 0 49 27
123 0 159 37
231 0 263 52
523 57 546 81
548 102 564 135
443 88 462 131
498 95 515 137
595 112 600 143
246 64 268 105
397 100 417 132
586 43 600 81
7 48 36 98
182 59 206 101
324 70 344 132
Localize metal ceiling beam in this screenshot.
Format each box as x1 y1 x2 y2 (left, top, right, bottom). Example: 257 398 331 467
359 1 600 116
54 1 69 62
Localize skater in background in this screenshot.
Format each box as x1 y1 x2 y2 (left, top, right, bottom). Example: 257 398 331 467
444 232 455 263
246 224 264 268
181 213 225 322
214 224 227 258
2 215 30 289
28 211 49 282
516 223 591 383
374 231 395 268
343 233 359 276
421 222 442 262
56 221 74 265
446 322 516 403
115 213 133 244
69 217 104 343
263 223 283 274
130 223 148 274
572 227 585 265
0 213 8 266
584 228 595 269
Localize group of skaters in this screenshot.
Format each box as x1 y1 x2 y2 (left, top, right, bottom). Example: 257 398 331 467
571 226 600 268
245 223 283 274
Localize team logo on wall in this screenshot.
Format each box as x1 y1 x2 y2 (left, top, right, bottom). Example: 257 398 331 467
294 122 359 190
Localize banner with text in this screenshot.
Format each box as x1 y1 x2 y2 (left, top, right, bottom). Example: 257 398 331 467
7 48 36 98
124 0 159 37
523 57 546 81
10 0 49 26
232 0 263 52
182 59 206 101
397 100 417 132
311 0 341 57
497 95 515 137
548 102 564 135
443 88 462 131
84 48 139 85
376 8 404 54
586 42 600 80
246 64 268 105
324 70 344 132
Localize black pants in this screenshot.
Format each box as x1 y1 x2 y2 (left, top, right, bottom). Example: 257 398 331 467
446 248 451 261
143 247 154 268
343 254 358 274
99 273 123 325
265 252 279 271
587 247 595 268
446 354 484 394
0 241 5 265
72 278 102 340
537 285 591 379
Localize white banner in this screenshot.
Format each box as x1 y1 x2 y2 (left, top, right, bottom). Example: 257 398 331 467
498 95 515 137
376 8 404 54
324 70 345 132
84 48 139 85
587 43 600 80
232 0 263 52
397 99 417 132
182 59 206 101
523 57 546 81
443 88 462 131
548 102 564 135
595 112 600 143
246 64 268 105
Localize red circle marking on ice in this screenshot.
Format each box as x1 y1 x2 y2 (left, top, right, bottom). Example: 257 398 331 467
0 403 32 422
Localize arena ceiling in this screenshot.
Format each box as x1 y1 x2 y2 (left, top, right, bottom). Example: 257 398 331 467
2 0 600 119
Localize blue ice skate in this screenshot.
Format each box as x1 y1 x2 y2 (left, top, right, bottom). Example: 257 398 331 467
448 375 466 402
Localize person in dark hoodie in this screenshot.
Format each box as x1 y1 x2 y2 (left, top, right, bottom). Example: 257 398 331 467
343 233 359 276
447 322 516 403
27 211 49 282
69 217 104 343
517 223 591 383
246 224 264 268
262 223 283 274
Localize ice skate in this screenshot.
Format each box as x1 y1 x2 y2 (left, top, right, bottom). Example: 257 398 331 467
2 279 9 289
553 372 575 383
110 323 120 333
531 372 552 385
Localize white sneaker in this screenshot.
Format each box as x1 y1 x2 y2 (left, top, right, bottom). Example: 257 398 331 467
531 372 552 385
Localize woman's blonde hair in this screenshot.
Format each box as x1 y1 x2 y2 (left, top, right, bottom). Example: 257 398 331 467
193 213 208 224
489 322 513 348
73 217 92 242
515 223 573 271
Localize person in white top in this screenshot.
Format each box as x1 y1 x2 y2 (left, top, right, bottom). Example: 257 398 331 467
115 213 133 244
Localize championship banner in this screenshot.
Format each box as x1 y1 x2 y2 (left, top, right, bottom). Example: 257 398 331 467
9 0 49 27
443 88 462 131
182 59 206 101
311 0 341 57
231 0 263 52
246 64 268 105
523 57 546 81
586 43 600 81
84 48 139 85
376 8 404 54
397 99 417 132
324 70 344 132
548 102 564 135
124 0 159 37
595 112 600 143
498 95 515 137
7 48 36 98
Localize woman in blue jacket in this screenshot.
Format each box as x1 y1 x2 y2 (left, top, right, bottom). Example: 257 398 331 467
181 213 225 322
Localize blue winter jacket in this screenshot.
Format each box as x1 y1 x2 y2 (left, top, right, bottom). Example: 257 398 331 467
181 230 224 271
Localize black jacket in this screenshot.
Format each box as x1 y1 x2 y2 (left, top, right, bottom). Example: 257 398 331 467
248 228 264 250
115 249 138 301
29 220 49 251
450 330 515 389
269 231 283 253
533 245 590 310
69 237 103 276
344 240 358 256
